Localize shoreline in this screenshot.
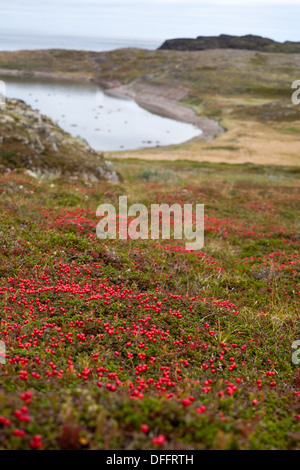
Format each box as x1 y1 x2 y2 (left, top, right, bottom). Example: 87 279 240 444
0 68 224 142
106 80 224 142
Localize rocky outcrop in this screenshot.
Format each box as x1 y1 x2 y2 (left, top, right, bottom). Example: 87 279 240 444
0 99 118 182
158 34 300 53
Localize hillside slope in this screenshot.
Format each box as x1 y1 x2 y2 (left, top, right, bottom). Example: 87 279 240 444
0 98 118 182
0 159 299 449
0 48 299 165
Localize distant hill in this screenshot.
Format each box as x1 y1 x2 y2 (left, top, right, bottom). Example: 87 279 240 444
158 34 300 53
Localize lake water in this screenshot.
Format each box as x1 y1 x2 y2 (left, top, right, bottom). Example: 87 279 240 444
4 77 202 151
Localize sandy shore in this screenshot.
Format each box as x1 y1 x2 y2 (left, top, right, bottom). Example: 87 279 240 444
0 69 224 142
106 80 224 142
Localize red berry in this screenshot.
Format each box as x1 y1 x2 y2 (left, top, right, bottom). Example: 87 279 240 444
152 435 166 446
141 424 149 434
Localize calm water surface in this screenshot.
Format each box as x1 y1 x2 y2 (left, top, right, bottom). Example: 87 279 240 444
5 77 202 151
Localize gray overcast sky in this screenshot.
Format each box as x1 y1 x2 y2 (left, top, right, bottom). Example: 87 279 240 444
0 0 299 42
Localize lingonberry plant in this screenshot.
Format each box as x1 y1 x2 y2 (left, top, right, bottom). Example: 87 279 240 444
0 160 299 450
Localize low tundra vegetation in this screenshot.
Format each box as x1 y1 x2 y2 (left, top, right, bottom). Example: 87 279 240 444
0 160 299 450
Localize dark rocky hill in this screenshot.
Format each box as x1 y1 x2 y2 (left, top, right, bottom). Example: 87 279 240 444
158 34 300 53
